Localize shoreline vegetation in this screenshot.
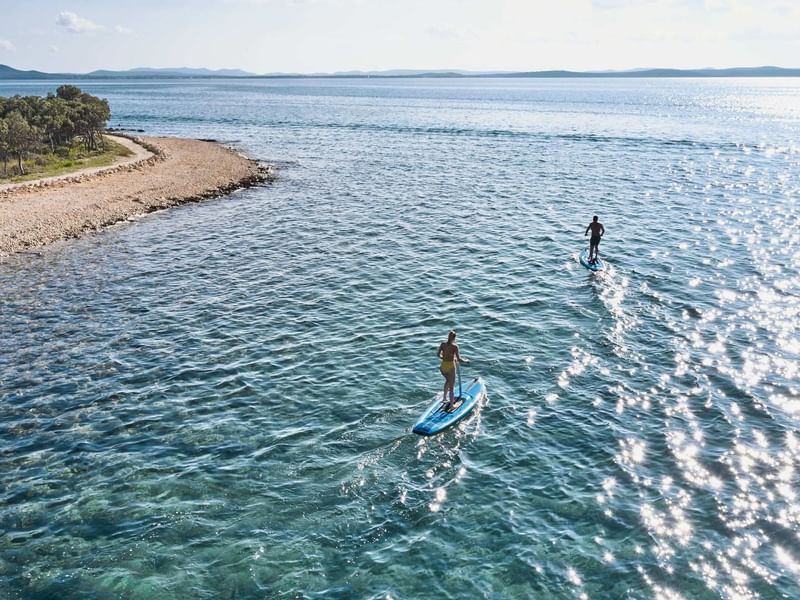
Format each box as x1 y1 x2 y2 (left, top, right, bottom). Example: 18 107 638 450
0 85 111 179
1 136 134 183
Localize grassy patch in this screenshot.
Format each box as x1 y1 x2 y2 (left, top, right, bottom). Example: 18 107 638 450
0 136 135 183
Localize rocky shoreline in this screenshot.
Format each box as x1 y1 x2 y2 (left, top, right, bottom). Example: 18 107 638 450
0 135 273 257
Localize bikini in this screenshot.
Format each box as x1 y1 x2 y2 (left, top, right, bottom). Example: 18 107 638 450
440 343 456 374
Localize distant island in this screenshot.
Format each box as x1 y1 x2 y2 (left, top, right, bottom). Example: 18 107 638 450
2 64 800 80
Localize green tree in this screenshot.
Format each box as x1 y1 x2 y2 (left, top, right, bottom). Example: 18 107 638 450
40 97 68 152
0 118 9 176
4 111 39 175
75 94 110 151
0 86 112 178
56 85 83 102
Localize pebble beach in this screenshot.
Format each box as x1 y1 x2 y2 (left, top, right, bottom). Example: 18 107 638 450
0 134 271 256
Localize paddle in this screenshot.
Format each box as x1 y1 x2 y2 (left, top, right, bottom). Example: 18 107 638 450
457 361 463 400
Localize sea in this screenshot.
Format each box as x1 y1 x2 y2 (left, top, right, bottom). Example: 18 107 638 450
1 77 799 599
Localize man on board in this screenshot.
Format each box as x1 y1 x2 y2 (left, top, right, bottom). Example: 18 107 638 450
584 216 605 264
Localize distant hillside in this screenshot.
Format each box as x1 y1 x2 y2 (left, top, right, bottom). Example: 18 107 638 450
263 66 800 78
494 66 800 78
0 64 257 80
2 64 800 80
0 64 57 79
87 67 257 78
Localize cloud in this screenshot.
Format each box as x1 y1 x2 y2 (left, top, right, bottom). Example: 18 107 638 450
115 25 134 35
0 39 15 51
57 11 102 34
50 45 60 53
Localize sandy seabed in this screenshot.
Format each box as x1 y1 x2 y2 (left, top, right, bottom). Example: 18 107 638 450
0 135 272 257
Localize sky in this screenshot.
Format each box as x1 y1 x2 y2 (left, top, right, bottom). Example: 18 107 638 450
1 0 799 74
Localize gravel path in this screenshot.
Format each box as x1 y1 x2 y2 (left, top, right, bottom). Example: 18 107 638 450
0 135 153 195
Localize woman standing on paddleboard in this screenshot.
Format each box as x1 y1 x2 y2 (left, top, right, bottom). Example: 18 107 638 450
438 330 468 410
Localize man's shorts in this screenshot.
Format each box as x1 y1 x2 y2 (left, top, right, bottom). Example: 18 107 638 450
590 235 601 246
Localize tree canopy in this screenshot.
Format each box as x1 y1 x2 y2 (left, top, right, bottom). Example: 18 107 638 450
0 85 111 175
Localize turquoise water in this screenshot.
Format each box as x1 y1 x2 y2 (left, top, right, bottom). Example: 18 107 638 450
1 78 799 599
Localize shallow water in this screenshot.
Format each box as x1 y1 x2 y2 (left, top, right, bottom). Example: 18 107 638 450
1 78 799 599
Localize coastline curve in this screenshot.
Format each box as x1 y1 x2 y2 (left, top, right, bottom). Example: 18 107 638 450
0 135 273 257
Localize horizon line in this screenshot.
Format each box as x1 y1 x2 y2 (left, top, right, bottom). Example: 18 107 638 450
3 64 800 80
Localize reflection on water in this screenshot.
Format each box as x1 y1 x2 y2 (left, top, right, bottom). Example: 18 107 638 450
1 78 799 598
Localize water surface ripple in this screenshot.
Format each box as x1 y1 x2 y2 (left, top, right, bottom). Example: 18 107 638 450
1 78 799 599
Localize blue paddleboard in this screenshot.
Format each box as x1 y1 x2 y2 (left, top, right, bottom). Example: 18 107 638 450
413 377 486 436
579 248 605 272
